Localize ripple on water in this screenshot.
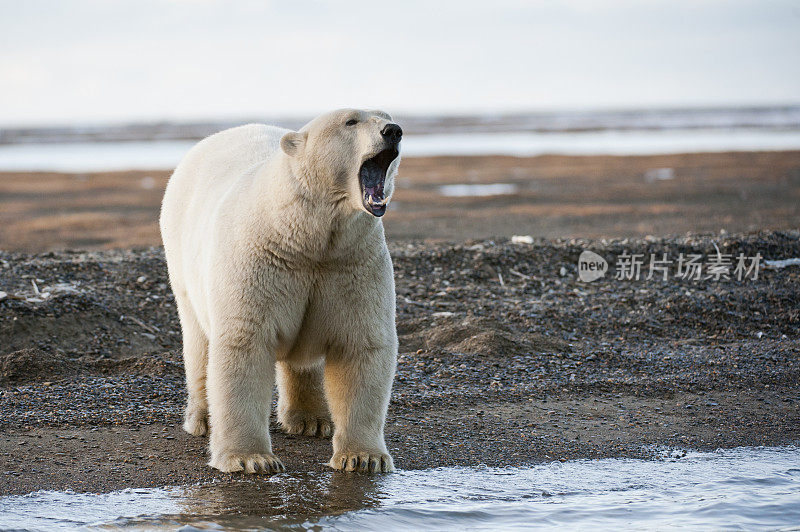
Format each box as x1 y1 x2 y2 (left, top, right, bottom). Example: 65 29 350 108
1 446 799 531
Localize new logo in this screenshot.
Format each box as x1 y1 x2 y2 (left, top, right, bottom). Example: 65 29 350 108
578 250 608 282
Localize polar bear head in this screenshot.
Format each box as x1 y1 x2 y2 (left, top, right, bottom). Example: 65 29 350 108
280 109 402 217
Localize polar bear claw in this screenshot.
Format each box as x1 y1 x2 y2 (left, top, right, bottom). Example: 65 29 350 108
280 411 333 438
210 452 285 474
329 451 395 473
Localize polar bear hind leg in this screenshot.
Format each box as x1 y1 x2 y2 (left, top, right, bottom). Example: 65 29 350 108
276 361 333 438
174 289 209 437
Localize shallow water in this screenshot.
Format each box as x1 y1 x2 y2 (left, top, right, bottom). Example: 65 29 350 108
438 183 519 197
1 446 798 531
2 128 800 172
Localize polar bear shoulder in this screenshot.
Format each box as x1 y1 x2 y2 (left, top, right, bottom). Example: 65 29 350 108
170 123 286 191
160 124 289 247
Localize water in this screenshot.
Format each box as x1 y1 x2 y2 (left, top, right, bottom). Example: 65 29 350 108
438 183 519 197
0 140 191 172
2 128 800 172
1 446 798 531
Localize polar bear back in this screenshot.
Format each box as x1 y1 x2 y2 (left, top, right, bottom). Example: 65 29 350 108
161 123 286 232
160 124 289 326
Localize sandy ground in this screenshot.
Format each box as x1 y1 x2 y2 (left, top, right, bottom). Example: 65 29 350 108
0 231 798 495
1 151 799 251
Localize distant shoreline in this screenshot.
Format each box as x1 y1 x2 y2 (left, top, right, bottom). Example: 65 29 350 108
2 105 800 145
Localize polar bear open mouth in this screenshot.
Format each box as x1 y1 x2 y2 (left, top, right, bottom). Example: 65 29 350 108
359 148 398 217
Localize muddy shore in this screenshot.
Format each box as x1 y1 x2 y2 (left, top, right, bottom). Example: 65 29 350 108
2 151 800 251
1 231 798 495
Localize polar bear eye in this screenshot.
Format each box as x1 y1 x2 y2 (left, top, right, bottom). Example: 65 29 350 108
345 119 358 126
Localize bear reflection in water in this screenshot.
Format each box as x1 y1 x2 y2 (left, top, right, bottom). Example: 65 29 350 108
177 472 382 520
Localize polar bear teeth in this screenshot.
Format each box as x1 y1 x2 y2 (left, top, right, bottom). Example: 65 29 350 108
365 190 387 206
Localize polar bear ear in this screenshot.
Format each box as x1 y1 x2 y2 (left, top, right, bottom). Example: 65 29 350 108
280 131 306 157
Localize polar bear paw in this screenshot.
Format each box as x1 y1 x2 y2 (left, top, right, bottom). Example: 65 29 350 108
279 411 333 438
182 407 208 437
329 451 395 473
209 452 285 474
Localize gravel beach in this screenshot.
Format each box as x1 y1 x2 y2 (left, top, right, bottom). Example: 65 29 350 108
1 231 798 495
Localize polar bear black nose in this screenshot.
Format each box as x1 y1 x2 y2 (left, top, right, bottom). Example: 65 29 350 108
381 123 403 144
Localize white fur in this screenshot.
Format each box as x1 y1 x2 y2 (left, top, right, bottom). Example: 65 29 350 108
160 109 400 474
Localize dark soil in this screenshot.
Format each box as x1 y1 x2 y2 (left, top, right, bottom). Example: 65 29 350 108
0 231 799 495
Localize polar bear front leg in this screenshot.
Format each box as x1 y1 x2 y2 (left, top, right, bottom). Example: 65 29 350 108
205 325 285 474
324 347 396 473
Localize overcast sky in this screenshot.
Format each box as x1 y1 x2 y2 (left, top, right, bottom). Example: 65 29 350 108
1 0 799 126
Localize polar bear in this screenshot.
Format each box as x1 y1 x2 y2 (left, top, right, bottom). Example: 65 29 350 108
159 109 402 474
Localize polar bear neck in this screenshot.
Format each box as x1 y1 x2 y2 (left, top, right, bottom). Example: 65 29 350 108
243 156 384 264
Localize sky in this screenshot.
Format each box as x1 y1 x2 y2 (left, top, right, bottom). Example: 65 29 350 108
1 0 799 126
